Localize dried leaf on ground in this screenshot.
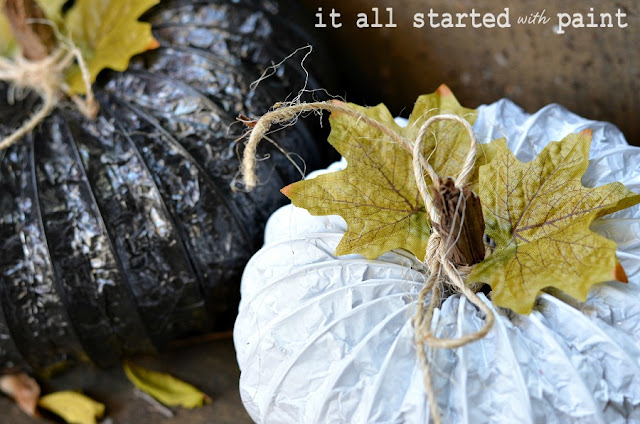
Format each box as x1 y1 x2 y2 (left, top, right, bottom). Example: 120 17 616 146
123 360 209 409
0 373 40 416
38 391 104 424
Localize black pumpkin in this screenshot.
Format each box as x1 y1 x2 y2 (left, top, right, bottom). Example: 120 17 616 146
0 0 332 374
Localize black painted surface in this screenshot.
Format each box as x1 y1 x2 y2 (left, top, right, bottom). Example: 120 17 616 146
0 0 332 374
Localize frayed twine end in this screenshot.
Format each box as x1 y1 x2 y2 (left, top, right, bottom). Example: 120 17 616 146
240 100 414 191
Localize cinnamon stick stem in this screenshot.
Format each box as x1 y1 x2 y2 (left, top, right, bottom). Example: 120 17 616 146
429 177 486 267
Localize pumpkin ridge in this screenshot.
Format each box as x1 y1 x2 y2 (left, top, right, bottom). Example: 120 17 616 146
148 2 316 69
240 278 422 366
480 298 532 419
0 283 29 373
145 0 275 21
149 44 255 79
308 302 413 423
58 112 156 361
137 47 254 113
360 318 414 422
109 93 255 250
125 68 237 123
259 294 410 420
525 312 605 420
159 26 320 92
57 107 178 358
101 98 212 343
107 91 257 329
103 71 265 244
0 143 37 374
8 136 87 373
36 115 127 367
539 293 640 374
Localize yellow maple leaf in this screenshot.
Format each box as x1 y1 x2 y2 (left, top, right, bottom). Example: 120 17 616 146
469 131 640 314
36 0 67 24
0 12 15 56
123 360 209 409
38 391 105 424
283 85 497 261
64 0 160 94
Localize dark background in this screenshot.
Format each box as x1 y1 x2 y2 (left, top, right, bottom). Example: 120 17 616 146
299 0 640 146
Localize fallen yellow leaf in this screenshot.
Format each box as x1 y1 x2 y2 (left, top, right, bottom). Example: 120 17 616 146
38 391 105 424
123 360 209 408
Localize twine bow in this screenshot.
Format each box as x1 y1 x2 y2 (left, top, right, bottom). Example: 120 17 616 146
240 103 495 424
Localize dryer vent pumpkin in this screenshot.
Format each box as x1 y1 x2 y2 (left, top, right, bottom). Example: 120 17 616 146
235 96 640 423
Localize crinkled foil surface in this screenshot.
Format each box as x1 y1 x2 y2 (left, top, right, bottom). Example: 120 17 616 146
0 0 329 374
235 99 640 423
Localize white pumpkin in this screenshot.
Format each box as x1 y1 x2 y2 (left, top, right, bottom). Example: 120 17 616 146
234 99 640 423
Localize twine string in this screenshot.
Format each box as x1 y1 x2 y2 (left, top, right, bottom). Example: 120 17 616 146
241 101 414 190
0 30 97 151
411 114 495 423
411 114 494 347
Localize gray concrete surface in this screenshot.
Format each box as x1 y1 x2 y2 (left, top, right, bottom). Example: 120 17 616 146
0 337 252 423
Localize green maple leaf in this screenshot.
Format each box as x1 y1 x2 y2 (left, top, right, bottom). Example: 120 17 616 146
469 131 640 314
64 0 160 94
282 85 498 261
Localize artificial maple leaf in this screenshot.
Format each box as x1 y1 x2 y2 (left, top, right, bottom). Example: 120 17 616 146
35 0 67 24
123 360 210 409
282 85 497 261
64 0 160 94
0 12 15 56
38 391 105 424
469 131 640 314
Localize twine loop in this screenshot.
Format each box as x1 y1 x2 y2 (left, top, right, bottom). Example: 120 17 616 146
411 114 494 424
